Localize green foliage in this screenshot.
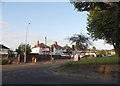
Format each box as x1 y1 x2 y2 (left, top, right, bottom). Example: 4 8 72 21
87 9 118 43
87 3 120 56
91 46 96 52
70 1 116 12
71 1 120 56
8 49 15 58
64 56 119 67
1 59 8 65
69 33 92 50
15 43 31 54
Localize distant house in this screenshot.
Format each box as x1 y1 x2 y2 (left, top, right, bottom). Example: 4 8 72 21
109 49 115 55
50 41 63 55
62 44 72 55
105 49 115 56
31 41 50 54
85 51 97 57
0 44 10 58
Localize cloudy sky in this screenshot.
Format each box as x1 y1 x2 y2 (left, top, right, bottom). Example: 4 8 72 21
1 2 113 50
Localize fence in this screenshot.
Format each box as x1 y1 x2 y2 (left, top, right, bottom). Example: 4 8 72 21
19 53 71 63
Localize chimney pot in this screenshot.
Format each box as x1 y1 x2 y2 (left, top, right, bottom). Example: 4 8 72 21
37 41 39 46
55 41 57 45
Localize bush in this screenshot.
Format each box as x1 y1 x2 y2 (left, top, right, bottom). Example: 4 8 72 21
2 59 8 65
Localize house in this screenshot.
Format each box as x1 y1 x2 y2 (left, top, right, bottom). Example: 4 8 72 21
0 44 10 58
62 44 72 55
85 51 97 57
105 49 115 56
50 41 63 55
109 49 115 55
84 49 97 57
31 41 50 54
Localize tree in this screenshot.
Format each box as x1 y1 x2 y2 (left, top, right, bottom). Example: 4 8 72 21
87 7 119 56
15 43 31 55
70 1 118 11
70 1 120 56
69 33 91 50
91 46 96 52
8 49 15 58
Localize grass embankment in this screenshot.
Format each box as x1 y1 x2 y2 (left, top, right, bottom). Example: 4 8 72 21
63 56 119 67
53 55 119 80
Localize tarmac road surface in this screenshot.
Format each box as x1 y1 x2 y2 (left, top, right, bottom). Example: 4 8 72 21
2 59 118 84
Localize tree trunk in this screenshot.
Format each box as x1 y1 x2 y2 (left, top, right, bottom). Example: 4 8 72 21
113 42 120 57
118 43 120 57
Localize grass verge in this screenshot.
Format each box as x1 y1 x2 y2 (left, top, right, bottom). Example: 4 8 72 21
63 55 119 67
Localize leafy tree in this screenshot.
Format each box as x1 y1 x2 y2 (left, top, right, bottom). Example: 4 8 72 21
69 33 91 50
15 43 31 55
8 49 15 58
91 46 96 52
70 1 120 56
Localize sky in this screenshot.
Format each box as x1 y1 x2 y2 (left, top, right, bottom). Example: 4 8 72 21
1 2 113 50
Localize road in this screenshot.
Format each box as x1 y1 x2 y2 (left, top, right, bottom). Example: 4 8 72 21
2 59 118 84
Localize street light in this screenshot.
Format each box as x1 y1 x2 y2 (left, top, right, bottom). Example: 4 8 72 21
24 22 30 63
45 36 47 61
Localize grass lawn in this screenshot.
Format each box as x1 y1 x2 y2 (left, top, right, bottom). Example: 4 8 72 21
64 55 119 67
53 55 119 82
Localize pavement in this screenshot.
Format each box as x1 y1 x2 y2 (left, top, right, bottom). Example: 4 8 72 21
2 59 119 84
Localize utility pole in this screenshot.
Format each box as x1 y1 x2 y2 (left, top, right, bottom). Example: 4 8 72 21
24 22 30 63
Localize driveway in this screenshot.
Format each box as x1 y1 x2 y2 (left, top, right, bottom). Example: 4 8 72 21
2 59 118 84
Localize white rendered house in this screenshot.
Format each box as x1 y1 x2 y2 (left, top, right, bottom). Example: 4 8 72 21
31 41 50 54
50 41 63 55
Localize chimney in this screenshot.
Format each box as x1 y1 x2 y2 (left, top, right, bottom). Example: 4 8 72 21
37 41 39 46
54 41 57 45
65 44 68 46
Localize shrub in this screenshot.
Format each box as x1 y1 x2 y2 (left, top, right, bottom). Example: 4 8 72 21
0 60 1 65
2 59 8 65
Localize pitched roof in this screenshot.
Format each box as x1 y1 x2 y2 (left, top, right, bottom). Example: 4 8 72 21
51 44 62 49
63 45 72 50
50 42 63 49
0 44 9 49
39 43 50 48
32 43 50 48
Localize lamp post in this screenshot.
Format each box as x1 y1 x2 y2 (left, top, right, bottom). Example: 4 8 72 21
24 22 30 63
45 36 47 61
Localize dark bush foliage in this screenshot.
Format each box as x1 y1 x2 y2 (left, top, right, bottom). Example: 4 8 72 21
2 59 8 65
